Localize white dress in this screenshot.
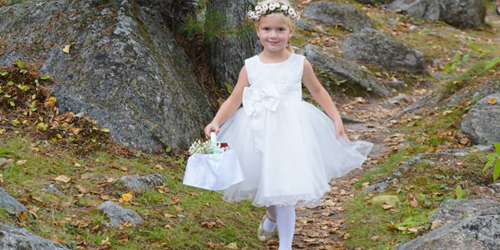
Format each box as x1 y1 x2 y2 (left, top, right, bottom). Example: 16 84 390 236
218 53 373 208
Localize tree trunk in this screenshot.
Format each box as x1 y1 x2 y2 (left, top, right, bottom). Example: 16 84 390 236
206 0 260 89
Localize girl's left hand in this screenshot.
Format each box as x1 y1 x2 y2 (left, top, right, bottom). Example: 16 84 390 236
335 120 351 143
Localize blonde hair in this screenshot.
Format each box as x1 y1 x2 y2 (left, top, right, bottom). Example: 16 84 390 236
254 0 296 52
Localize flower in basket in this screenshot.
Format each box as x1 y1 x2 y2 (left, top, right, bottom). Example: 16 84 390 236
188 138 231 155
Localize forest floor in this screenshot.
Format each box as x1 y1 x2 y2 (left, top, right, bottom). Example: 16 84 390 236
1 1 500 250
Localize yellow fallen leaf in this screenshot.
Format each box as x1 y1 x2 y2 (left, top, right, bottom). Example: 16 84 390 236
16 160 27 165
431 220 442 230
55 175 71 183
18 211 28 221
63 45 70 53
122 193 133 202
123 221 131 227
44 97 57 108
488 97 498 105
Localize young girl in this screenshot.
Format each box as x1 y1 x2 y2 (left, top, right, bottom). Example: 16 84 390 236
203 1 372 249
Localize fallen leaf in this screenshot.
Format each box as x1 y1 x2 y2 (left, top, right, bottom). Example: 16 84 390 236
44 97 57 108
122 193 133 202
16 160 27 165
75 185 89 194
123 221 131 227
63 45 71 53
55 175 71 183
431 220 442 230
488 97 498 105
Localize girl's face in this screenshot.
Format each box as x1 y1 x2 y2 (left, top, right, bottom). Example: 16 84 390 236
256 15 293 53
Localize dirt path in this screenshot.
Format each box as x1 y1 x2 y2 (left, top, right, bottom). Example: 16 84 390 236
264 7 500 250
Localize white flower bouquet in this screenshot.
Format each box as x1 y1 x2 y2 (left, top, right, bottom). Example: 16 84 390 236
183 132 245 191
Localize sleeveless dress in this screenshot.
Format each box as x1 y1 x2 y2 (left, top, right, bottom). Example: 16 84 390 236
218 53 373 208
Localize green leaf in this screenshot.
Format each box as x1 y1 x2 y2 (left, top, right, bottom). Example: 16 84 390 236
4 93 11 98
494 160 500 181
7 81 14 86
0 87 3 94
462 54 470 62
483 153 496 171
166 146 172 153
17 60 24 68
1 72 8 76
452 53 461 62
224 82 233 94
11 120 19 126
455 185 464 200
9 101 15 107
40 75 50 80
494 142 500 155
35 79 39 87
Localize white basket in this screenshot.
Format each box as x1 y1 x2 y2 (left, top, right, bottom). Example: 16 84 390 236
183 132 245 191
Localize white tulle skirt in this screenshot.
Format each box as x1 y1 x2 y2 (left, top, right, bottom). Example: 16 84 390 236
217 100 373 208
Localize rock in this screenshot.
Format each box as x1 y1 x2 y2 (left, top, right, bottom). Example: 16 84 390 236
302 1 374 32
119 174 164 191
386 0 486 29
342 28 426 73
364 180 391 193
205 0 259 89
387 0 440 20
461 93 500 145
301 44 389 97
0 0 213 152
296 19 315 32
385 80 406 91
0 188 28 215
446 79 500 106
438 0 486 29
97 201 143 228
396 199 500 250
0 222 69 250
43 184 65 197
429 199 500 223
354 0 393 5
0 158 13 168
371 194 399 204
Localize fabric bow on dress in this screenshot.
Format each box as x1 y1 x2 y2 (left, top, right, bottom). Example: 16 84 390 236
242 84 280 152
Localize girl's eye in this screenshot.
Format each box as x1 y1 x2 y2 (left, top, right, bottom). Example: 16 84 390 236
278 28 285 31
263 27 270 31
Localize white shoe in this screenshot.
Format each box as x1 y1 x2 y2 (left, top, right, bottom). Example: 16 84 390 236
257 212 276 242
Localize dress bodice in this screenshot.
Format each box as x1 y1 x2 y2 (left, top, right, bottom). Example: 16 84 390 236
244 53 305 102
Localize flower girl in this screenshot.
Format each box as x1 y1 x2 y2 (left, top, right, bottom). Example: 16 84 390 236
203 1 373 249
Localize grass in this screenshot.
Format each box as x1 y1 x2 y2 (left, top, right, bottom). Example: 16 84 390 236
0 134 264 249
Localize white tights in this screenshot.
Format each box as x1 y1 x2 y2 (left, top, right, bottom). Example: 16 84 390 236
263 205 296 250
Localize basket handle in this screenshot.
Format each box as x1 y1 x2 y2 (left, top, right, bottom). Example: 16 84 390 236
210 132 217 147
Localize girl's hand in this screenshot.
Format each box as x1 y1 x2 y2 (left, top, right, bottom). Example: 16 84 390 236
204 122 220 139
334 120 351 143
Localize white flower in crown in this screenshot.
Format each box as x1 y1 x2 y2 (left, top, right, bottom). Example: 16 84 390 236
269 4 276 11
261 4 268 11
288 8 296 16
281 5 288 11
290 12 297 19
255 5 262 11
273 3 281 8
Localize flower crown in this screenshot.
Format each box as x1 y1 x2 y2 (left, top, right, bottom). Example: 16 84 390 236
247 2 300 21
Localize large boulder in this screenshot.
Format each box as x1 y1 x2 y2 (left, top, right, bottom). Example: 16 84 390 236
396 199 500 250
438 0 486 29
301 44 389 97
461 93 500 145
0 0 213 152
0 188 28 215
386 0 440 20
205 0 259 89
342 28 426 73
0 222 70 250
387 0 486 29
302 1 375 32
